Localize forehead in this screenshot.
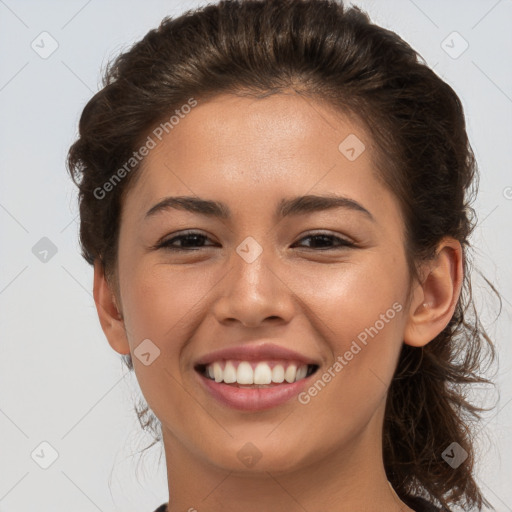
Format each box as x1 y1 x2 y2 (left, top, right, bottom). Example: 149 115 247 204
122 92 401 229
150 92 371 173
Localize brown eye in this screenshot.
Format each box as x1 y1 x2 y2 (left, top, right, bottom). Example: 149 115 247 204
294 233 355 250
154 231 355 252
156 231 216 251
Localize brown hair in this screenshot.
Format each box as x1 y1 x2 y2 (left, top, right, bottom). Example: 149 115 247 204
67 0 499 509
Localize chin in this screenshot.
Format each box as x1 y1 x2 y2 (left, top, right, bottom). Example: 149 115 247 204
200 435 321 475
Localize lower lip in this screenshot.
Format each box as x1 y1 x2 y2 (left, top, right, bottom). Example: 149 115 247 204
196 371 314 411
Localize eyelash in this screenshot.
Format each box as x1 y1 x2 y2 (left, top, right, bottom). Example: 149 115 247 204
155 231 356 251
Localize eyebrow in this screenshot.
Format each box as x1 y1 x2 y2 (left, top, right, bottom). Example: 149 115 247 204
144 194 375 222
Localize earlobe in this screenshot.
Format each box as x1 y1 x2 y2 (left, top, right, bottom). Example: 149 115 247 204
403 238 463 348
93 259 131 355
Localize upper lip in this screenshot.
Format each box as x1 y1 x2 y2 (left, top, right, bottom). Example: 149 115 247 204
194 342 321 367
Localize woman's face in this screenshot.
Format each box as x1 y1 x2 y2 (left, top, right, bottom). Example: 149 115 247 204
109 92 415 474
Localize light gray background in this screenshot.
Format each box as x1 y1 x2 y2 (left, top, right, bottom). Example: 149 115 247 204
0 0 511 511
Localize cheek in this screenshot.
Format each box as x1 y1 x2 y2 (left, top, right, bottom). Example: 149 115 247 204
117 263 215 423
295 253 406 340
120 262 213 345
295 257 407 428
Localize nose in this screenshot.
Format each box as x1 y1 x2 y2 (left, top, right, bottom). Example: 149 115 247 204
211 248 295 328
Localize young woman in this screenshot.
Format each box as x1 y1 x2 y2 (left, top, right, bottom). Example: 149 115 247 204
67 1 497 510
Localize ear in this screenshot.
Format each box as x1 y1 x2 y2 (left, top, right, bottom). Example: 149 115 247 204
93 259 131 355
403 237 463 348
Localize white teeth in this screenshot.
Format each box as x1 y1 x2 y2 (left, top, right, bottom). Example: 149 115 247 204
254 362 272 385
237 362 254 384
295 365 307 381
223 361 237 383
213 362 223 383
271 364 285 383
203 360 312 385
284 364 297 383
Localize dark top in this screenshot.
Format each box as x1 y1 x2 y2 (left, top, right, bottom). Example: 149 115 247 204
403 495 443 511
153 495 441 511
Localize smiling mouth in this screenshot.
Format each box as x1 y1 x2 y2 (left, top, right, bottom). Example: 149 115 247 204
195 360 319 388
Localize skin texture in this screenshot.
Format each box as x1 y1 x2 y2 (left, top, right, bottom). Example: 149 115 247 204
93 92 463 512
